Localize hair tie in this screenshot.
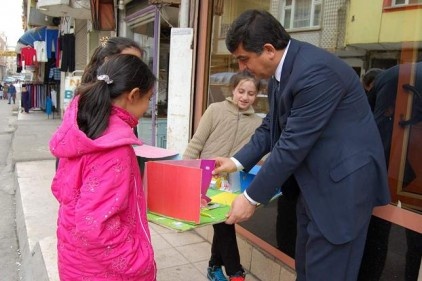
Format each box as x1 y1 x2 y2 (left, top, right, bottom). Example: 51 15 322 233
100 36 109 47
97 75 113 85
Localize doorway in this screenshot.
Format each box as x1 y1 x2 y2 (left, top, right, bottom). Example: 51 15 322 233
126 5 177 148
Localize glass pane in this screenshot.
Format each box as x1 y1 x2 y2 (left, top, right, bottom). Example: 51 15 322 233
393 0 406 5
369 58 422 211
131 12 169 148
207 1 422 279
293 0 311 28
133 30 156 146
398 63 422 199
209 0 271 115
284 10 292 29
403 122 422 196
313 3 321 26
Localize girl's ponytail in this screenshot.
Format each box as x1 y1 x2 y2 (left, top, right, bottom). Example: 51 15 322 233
77 54 156 140
77 78 113 139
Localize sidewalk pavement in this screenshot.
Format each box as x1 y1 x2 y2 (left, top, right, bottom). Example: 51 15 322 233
13 108 274 280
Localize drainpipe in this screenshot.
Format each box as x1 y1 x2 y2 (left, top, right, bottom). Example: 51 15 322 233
179 0 189 28
116 4 120 36
166 0 193 152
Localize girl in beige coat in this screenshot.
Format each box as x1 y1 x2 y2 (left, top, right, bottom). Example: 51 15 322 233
183 71 262 281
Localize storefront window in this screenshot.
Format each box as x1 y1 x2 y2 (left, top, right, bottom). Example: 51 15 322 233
382 52 422 211
208 0 271 115
207 0 422 279
385 0 422 8
281 0 321 30
392 0 422 6
125 2 176 148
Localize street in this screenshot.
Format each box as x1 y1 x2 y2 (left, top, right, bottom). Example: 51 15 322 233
0 98 20 280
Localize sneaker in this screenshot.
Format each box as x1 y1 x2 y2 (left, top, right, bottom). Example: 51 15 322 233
229 276 245 281
207 266 227 281
229 271 245 281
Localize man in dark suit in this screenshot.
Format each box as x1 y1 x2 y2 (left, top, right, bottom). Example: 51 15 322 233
213 10 391 281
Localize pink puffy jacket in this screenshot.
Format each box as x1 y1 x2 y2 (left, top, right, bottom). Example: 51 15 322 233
49 97 156 280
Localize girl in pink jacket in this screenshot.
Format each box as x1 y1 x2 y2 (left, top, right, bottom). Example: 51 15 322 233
49 54 156 280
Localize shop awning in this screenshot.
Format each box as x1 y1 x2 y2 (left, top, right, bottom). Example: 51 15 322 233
18 26 47 47
15 42 27 54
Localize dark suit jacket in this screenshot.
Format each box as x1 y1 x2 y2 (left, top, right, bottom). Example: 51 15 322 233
234 39 391 244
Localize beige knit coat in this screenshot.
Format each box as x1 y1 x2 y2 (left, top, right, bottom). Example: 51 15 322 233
183 97 263 159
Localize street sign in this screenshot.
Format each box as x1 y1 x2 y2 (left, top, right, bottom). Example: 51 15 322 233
0 50 17 57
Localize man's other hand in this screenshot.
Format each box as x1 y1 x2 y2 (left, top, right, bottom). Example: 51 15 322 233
225 194 256 224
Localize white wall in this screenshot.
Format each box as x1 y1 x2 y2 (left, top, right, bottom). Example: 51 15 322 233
166 28 193 155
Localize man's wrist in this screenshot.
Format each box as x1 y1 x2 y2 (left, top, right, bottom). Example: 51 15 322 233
230 157 244 171
243 192 260 206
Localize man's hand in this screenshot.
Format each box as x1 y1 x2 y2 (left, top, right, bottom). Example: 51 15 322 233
213 157 237 175
225 194 256 224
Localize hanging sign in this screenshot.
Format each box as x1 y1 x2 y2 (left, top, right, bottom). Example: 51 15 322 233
63 74 82 114
0 50 17 57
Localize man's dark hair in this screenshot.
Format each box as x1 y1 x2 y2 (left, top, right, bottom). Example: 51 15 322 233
225 9 291 54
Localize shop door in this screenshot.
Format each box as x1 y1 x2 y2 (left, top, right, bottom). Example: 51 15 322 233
388 47 422 212
128 6 170 148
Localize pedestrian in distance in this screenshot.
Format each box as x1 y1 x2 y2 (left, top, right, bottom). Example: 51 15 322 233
21 84 30 113
213 9 391 281
183 70 263 281
49 54 157 280
2 83 9 100
7 83 16 104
